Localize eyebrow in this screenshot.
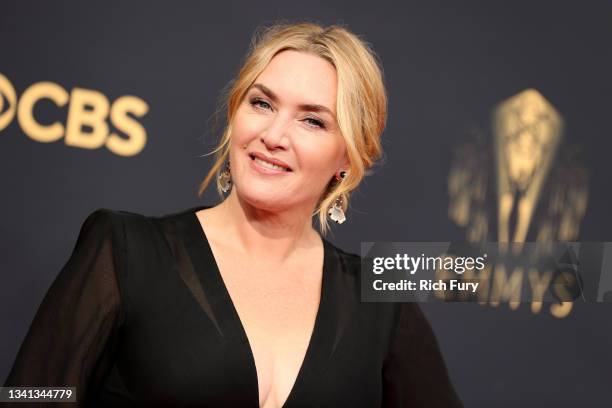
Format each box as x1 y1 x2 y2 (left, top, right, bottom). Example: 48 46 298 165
250 83 336 118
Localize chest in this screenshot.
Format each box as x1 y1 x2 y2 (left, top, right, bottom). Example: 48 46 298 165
108 212 391 406
214 250 323 408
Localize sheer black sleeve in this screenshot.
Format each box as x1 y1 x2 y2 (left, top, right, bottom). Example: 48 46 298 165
382 302 463 407
3 209 127 406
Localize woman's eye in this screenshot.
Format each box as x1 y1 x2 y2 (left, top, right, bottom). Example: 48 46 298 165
249 97 325 129
250 98 272 111
304 117 326 129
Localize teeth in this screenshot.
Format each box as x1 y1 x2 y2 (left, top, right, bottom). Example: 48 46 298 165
253 156 289 171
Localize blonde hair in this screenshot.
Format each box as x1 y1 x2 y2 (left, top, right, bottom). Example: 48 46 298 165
198 21 387 235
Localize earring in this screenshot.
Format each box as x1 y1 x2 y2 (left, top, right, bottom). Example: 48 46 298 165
335 170 347 181
218 161 232 193
328 170 347 224
328 194 346 224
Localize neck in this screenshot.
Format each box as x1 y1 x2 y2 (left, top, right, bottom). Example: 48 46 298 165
212 190 322 265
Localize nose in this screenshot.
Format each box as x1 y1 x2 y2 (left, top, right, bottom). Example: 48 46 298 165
261 113 291 150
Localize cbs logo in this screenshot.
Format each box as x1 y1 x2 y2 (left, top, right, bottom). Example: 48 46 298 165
0 72 148 156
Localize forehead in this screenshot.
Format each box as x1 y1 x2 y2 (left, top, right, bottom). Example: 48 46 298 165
255 50 338 113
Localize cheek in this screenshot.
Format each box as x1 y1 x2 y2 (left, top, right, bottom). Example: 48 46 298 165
293 137 341 173
231 109 268 143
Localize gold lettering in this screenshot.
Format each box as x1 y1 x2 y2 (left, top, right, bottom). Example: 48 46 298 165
550 301 573 318
17 82 69 142
65 87 109 149
490 264 523 310
528 269 552 314
550 271 575 318
0 73 17 131
107 95 149 156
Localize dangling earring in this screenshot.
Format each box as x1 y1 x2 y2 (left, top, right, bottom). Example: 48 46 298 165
328 171 347 224
218 161 232 193
328 195 346 224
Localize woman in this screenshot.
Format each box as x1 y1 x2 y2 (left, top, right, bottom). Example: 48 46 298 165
4 23 463 407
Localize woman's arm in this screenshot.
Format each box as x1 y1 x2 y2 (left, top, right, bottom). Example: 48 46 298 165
382 302 463 407
3 209 127 406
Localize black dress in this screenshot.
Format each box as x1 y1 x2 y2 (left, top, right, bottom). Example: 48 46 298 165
4 206 463 407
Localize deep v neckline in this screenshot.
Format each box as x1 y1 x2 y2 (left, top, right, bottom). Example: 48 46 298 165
184 206 334 408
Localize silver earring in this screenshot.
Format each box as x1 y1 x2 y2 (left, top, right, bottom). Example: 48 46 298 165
328 195 346 224
219 162 232 193
328 171 347 224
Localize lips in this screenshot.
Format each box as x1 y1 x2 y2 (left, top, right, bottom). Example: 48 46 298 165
248 152 293 172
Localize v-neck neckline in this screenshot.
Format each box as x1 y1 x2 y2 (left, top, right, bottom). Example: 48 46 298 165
182 205 335 408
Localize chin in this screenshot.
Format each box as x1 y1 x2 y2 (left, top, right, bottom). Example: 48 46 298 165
236 188 292 212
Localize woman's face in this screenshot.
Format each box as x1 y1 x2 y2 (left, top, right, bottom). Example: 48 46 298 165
228 49 348 213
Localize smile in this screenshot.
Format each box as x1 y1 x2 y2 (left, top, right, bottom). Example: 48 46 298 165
249 153 292 173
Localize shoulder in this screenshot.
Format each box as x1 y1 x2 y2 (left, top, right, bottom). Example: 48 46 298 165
80 208 121 228
76 209 125 242
77 208 150 237
76 208 167 255
81 207 184 234
79 207 201 258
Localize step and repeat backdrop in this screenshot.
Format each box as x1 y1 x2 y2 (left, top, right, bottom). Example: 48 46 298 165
2 1 611 406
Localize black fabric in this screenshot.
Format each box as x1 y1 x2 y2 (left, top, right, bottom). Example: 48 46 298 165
4 206 463 407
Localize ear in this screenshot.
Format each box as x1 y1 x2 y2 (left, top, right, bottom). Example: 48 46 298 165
339 153 350 172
